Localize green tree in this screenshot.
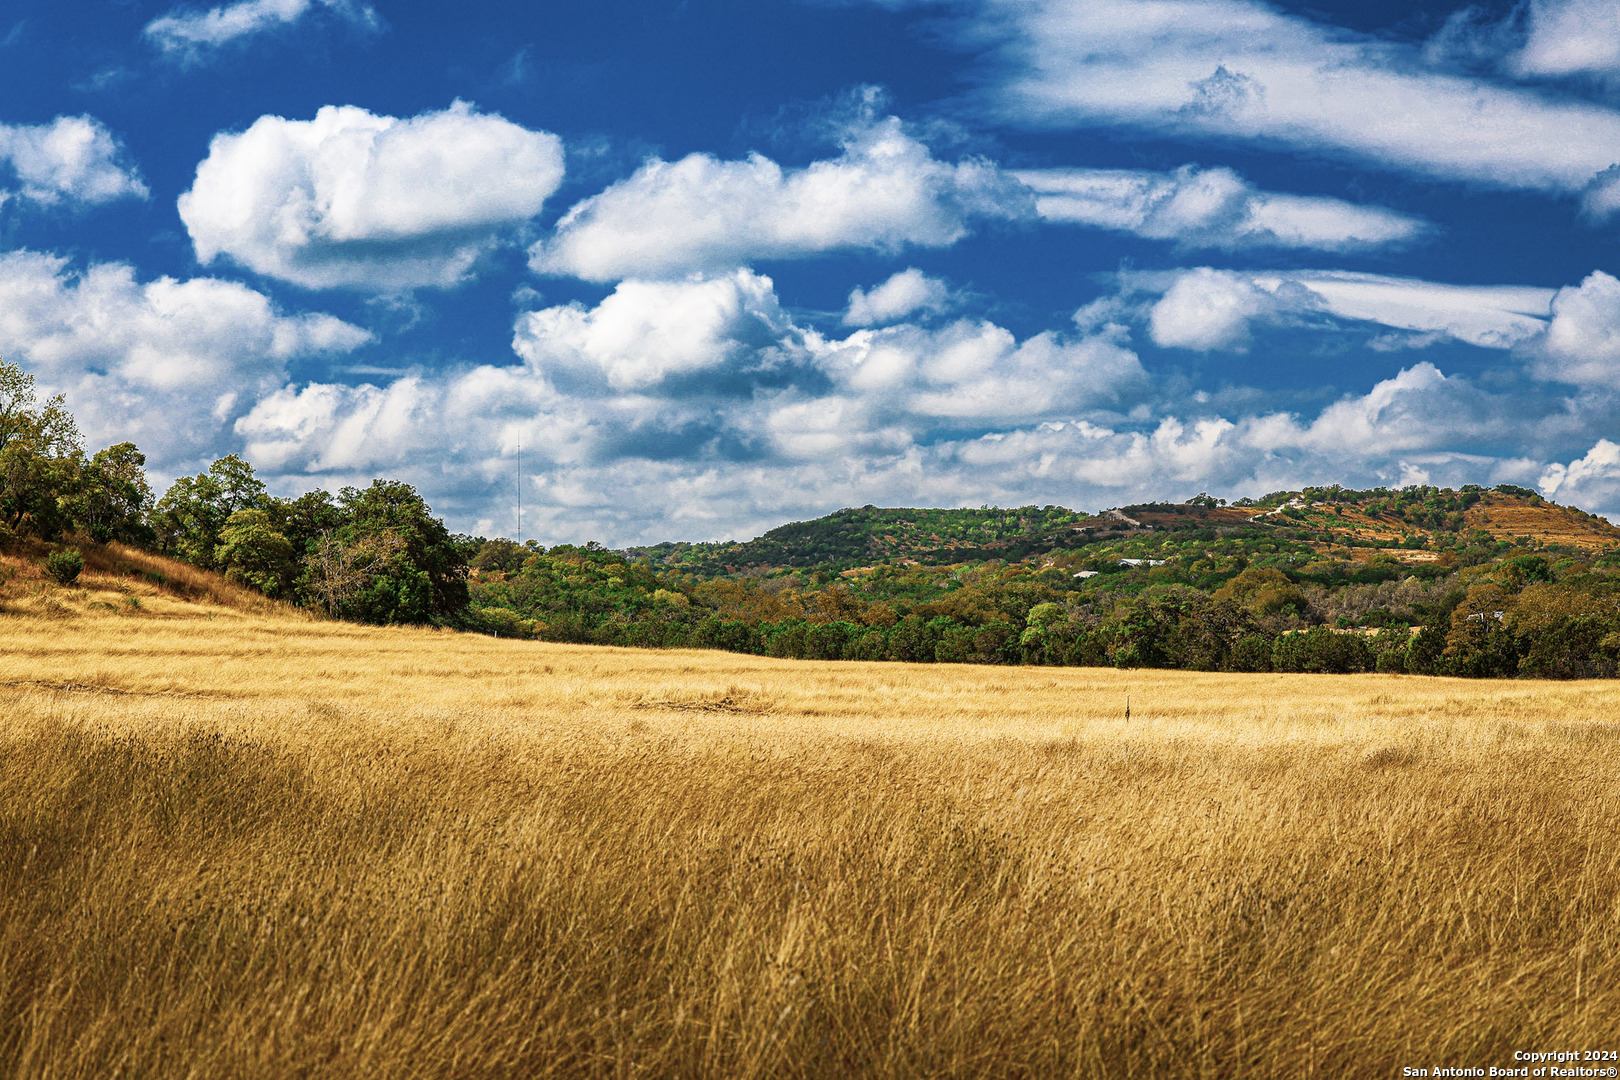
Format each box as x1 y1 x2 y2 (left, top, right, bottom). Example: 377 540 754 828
1230 633 1273 672
68 442 155 544
1272 627 1373 674
295 481 469 624
472 537 533 575
150 455 268 569
337 480 469 618
209 454 268 516
151 473 225 566
887 615 936 663
301 530 395 619
215 509 296 597
0 359 79 458
268 489 345 558
1111 588 1205 668
0 358 83 539
1406 621 1449 676
1213 566 1307 617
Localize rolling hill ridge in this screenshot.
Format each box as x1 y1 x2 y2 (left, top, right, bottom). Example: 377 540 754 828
624 484 1620 577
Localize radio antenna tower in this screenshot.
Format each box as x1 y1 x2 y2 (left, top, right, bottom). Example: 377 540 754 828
516 438 524 545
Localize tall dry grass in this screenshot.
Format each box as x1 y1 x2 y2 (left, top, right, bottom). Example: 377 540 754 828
2 610 1618 1078
0 539 298 619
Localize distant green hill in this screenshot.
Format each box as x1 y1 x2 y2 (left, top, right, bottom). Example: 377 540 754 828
465 484 1620 679
623 484 1620 580
627 505 1098 576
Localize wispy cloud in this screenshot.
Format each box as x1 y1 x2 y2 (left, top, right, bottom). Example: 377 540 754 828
1016 164 1427 251
1432 0 1620 84
145 0 379 62
877 0 1620 212
1134 268 1557 353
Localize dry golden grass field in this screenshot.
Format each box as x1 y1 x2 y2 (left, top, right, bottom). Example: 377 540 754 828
3 599 1620 1078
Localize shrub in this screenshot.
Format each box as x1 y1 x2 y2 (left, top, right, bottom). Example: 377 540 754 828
1272 626 1373 674
476 606 535 639
1230 634 1273 672
46 549 83 585
1406 625 1448 675
849 628 890 661
1375 648 1408 674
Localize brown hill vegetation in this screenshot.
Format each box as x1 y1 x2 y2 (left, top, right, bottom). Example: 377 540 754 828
1126 490 1620 558
1465 494 1620 549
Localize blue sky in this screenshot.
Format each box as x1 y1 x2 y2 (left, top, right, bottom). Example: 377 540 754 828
6 0 1620 543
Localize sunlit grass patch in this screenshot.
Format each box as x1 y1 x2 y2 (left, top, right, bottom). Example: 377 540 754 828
1 613 1616 1077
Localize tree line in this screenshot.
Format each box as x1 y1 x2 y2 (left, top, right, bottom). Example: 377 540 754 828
7 355 1620 676
469 539 1620 679
1 359 467 624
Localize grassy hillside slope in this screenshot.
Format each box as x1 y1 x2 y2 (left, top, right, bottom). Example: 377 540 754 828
0 538 301 620
1120 488 1620 558
2 612 1618 1077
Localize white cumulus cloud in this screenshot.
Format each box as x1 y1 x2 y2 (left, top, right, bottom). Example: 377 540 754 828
211 264 1620 544
1287 363 1486 456
806 318 1147 433
531 114 1032 282
1541 438 1620 515
237 378 437 473
0 250 369 470
843 268 953 326
1533 270 1620 386
1017 164 1427 251
179 102 566 292
231 270 1155 535
1148 268 1282 351
0 116 147 208
512 270 798 393
146 0 379 61
226 350 1615 545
